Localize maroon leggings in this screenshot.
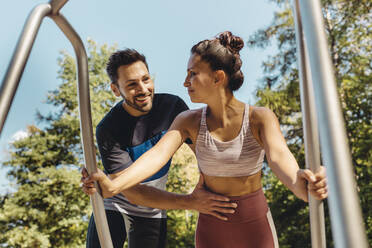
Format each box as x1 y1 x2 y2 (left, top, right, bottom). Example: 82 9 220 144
195 189 278 248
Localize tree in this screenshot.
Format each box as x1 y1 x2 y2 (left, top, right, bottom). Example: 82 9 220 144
0 40 117 247
248 0 371 246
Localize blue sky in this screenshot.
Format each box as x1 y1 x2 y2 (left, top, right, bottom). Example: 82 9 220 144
0 0 278 193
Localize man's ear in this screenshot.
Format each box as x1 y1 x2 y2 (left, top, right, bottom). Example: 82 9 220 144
110 83 121 97
214 70 226 86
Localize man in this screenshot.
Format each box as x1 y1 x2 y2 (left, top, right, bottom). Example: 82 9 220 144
83 49 235 248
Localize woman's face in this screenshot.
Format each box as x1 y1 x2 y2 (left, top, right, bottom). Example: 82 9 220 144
184 54 216 103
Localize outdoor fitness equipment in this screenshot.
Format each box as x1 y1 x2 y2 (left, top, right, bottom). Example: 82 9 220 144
0 0 368 247
0 1 113 247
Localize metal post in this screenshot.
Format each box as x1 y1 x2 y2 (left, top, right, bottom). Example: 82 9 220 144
0 2 113 247
297 0 368 247
50 12 114 248
292 1 326 247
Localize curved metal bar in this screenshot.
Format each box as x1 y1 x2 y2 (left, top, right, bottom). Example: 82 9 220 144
49 0 69 15
297 0 368 247
0 4 52 136
292 1 326 247
49 13 114 248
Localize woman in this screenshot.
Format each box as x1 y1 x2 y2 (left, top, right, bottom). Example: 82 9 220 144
83 31 328 248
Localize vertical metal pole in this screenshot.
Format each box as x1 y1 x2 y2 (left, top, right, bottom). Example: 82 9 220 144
50 12 114 248
298 0 368 247
292 1 326 247
0 4 52 135
49 2 113 246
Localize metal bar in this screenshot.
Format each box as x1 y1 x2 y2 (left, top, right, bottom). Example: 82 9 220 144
0 2 113 247
50 13 114 248
292 1 326 247
297 1 368 247
0 4 52 136
49 0 69 15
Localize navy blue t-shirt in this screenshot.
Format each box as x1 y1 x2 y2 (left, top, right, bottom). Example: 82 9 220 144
96 93 188 218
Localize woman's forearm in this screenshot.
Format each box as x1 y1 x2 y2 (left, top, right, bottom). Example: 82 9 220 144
110 148 171 195
109 130 183 195
267 149 308 201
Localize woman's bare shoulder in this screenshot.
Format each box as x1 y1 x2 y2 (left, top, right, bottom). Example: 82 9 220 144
176 108 202 121
250 106 277 122
175 108 202 128
249 106 280 131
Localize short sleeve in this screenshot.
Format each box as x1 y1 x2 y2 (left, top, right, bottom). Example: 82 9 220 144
96 124 133 174
174 97 189 114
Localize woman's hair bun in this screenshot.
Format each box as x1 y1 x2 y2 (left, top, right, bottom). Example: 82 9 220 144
218 31 244 53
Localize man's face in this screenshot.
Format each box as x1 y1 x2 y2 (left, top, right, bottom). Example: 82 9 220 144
111 61 154 116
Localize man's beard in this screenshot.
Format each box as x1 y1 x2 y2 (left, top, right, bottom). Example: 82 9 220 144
121 92 154 113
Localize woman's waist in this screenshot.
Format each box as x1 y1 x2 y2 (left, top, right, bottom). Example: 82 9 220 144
203 171 262 197
199 188 269 223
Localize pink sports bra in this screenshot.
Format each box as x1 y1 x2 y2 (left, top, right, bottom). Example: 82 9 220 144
195 104 265 177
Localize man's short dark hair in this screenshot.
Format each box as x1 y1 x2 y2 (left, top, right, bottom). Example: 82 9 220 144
106 49 149 84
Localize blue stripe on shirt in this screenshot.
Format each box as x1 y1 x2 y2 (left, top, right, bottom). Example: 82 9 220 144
126 131 171 182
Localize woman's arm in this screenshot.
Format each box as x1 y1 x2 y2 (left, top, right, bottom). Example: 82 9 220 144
85 111 191 197
252 107 328 202
82 169 236 220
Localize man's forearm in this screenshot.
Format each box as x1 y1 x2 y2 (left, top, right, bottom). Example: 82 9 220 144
122 184 194 210
86 170 236 220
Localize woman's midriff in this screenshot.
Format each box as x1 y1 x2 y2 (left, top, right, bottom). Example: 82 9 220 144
203 171 262 196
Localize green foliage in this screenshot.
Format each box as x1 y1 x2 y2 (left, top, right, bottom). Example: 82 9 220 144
249 0 371 246
0 167 90 248
0 40 117 247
